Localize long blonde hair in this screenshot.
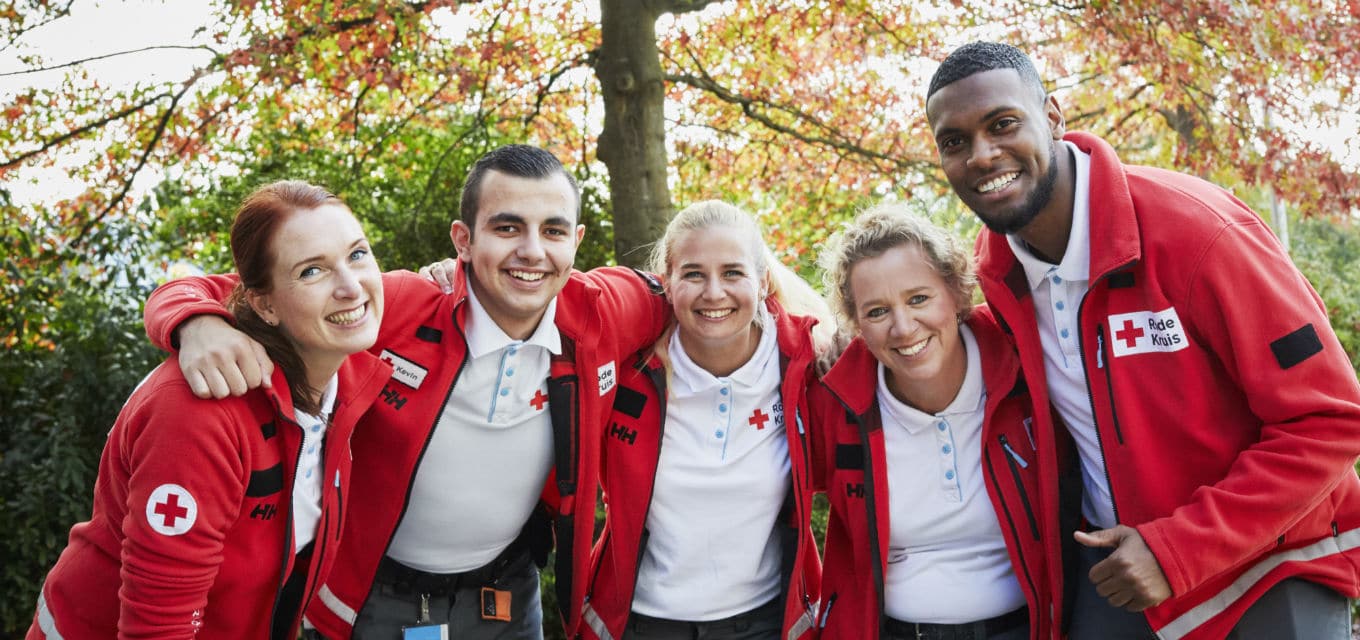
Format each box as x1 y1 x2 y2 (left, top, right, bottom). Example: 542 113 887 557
649 200 834 358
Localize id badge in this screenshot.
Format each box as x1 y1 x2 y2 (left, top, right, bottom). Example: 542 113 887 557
402 624 448 640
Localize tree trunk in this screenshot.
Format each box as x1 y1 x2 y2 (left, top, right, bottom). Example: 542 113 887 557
594 0 674 268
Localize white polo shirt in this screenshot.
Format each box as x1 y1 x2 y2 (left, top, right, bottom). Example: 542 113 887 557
386 285 558 572
1005 141 1116 528
631 316 790 620
292 374 338 552
879 325 1025 623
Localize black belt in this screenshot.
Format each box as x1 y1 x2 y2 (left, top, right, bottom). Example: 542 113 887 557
628 597 781 635
375 539 526 596
885 606 1028 640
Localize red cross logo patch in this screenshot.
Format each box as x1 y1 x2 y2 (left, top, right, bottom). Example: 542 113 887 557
145 483 198 536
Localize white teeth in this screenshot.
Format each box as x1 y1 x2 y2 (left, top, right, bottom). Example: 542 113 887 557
978 172 1019 193
698 309 733 319
327 304 366 325
509 270 546 282
895 339 928 356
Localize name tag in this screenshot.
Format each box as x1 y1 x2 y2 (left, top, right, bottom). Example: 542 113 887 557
597 361 616 395
1106 307 1190 358
380 350 428 389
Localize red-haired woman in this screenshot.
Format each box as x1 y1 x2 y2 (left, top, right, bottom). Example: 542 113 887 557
28 181 392 639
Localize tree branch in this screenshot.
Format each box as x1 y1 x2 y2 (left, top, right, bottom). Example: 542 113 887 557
0 91 171 169
72 70 205 246
0 45 220 78
666 71 930 174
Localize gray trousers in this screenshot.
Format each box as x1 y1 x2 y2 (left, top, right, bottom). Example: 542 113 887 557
1069 544 1351 640
621 598 782 640
350 550 544 640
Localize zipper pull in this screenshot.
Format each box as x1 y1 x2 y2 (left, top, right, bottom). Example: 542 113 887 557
1096 331 1105 369
818 593 837 628
795 409 805 436
1000 435 1029 468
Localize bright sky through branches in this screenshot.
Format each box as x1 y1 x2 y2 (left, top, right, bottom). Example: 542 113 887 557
2 0 1356 210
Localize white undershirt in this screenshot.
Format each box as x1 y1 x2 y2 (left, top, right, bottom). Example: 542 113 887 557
631 315 790 620
878 325 1025 623
385 286 558 572
1005 141 1116 528
292 374 338 552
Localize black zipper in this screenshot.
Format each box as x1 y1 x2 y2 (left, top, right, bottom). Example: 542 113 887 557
619 363 667 618
999 434 1041 542
267 413 305 639
982 440 1040 619
1094 325 1126 445
367 301 474 606
1077 300 1121 524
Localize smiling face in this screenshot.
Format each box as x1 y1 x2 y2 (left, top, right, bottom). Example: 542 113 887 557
848 242 968 413
665 225 767 367
927 68 1069 236
249 204 383 388
450 169 584 340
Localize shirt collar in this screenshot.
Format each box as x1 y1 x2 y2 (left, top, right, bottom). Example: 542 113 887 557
670 308 779 394
1007 140 1093 290
465 284 562 359
876 324 985 434
294 373 339 424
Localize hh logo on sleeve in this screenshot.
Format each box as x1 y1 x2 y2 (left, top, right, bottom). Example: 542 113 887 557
1107 307 1190 358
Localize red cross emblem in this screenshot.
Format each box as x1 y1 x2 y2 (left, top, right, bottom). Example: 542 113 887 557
155 494 188 527
145 484 197 536
748 408 770 430
1115 319 1145 349
530 389 549 411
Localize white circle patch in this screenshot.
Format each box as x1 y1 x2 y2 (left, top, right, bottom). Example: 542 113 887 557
145 483 198 536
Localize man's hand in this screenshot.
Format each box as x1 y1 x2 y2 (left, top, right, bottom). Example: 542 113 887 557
1075 526 1173 612
417 258 460 294
176 316 273 399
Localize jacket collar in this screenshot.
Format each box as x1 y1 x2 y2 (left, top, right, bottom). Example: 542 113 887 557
977 131 1142 291
821 305 1020 417
443 259 601 354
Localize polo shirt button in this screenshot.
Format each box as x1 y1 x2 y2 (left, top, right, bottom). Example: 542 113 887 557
1061 328 1070 338
1052 275 1062 284
942 445 951 454
311 425 321 433
1056 301 1064 310
719 404 727 412
715 430 724 438
945 470 955 480
720 388 729 396
937 422 946 431
306 469 313 478
500 388 510 397
506 368 514 376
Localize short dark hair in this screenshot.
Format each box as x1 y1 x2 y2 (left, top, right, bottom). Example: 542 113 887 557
927 41 1047 105
458 144 580 229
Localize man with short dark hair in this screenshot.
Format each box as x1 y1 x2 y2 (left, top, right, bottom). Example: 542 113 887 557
925 41 1360 640
142 144 669 639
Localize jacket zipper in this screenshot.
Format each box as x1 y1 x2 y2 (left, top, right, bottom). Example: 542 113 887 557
999 434 1041 541
1094 326 1126 444
369 304 474 606
267 414 306 639
1077 303 1121 524
982 440 1041 624
619 363 668 620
